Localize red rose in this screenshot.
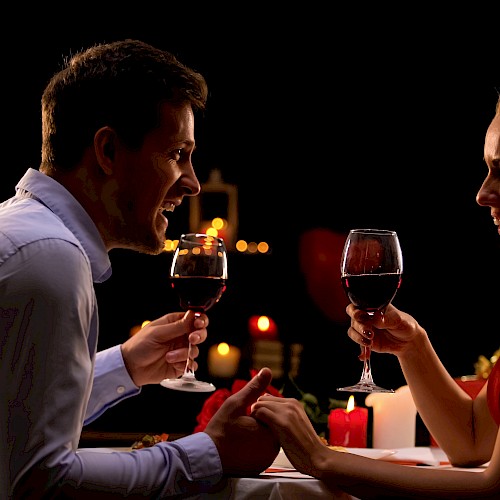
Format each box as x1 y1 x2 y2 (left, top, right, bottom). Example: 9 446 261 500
193 388 231 433
193 370 283 432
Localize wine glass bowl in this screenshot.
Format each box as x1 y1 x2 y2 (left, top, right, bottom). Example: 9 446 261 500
161 233 228 393
337 229 403 393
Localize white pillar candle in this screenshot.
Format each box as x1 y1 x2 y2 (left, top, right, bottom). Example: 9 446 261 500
365 385 417 449
208 343 241 378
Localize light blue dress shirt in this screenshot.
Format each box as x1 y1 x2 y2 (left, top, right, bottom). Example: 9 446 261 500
0 168 222 498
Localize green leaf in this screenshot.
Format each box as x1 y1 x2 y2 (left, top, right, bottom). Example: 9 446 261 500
328 398 348 410
282 374 349 437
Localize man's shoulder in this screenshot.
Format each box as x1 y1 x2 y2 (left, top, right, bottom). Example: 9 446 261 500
0 197 81 259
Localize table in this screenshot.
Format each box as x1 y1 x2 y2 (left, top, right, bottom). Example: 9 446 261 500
77 445 487 499
177 447 488 499
207 472 354 499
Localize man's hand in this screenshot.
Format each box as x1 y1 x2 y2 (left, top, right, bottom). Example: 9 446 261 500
120 310 208 386
204 367 280 476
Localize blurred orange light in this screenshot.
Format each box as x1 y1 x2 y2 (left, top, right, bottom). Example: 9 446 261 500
163 239 178 252
236 240 248 252
129 320 151 337
212 217 226 230
257 242 269 253
247 242 258 253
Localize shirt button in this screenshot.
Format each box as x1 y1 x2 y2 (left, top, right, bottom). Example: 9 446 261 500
117 386 125 394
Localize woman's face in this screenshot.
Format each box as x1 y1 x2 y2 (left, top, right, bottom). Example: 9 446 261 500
477 110 500 236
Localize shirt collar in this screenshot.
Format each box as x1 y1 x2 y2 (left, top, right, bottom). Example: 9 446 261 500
16 168 112 283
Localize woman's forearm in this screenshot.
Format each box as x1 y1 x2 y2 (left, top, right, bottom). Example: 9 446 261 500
397 332 495 464
314 443 500 499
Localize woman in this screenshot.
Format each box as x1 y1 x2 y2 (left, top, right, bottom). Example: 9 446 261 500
252 95 500 499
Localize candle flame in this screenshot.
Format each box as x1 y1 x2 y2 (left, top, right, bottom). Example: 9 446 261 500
257 316 270 331
217 342 230 356
346 395 355 413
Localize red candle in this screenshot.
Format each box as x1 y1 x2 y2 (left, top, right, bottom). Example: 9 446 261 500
248 315 278 340
328 395 368 448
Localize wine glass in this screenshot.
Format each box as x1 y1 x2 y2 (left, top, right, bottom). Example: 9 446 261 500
161 233 228 392
337 228 403 393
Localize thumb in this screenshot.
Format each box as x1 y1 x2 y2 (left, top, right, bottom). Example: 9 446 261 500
230 367 273 409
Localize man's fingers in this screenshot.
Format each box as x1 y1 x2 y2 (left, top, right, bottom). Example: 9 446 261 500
152 311 186 325
144 311 207 345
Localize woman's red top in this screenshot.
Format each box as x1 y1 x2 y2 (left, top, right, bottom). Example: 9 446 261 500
487 360 500 425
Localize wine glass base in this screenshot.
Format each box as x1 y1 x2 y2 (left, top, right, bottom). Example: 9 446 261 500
337 382 394 394
160 377 216 393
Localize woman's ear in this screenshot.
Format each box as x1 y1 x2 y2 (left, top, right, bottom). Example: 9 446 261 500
94 126 117 175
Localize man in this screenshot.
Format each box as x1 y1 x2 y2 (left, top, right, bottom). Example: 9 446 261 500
0 39 278 498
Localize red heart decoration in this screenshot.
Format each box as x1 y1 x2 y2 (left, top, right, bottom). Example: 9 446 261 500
299 228 350 324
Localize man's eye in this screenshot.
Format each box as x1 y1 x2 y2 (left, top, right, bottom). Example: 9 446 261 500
173 149 183 160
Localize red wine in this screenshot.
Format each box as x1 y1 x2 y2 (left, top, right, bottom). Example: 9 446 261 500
341 273 401 312
171 276 227 312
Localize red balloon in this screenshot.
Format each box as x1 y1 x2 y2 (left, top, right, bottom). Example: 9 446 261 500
299 228 350 324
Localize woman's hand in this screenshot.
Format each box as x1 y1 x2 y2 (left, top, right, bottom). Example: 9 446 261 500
251 394 328 476
346 303 423 360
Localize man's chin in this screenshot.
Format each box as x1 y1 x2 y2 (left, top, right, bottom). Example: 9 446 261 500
121 234 165 255
143 238 166 255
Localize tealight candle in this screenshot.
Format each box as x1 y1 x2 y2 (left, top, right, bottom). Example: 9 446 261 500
207 342 241 378
328 395 368 448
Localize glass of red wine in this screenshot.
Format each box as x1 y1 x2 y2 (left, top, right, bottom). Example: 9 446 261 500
161 233 227 392
337 228 403 393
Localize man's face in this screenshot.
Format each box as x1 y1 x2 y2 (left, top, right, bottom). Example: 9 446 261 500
109 102 201 254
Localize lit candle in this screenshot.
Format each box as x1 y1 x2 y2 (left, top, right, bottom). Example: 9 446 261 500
328 395 368 448
248 315 278 340
207 343 241 378
365 385 416 449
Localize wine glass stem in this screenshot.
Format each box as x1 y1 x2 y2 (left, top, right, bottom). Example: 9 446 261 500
360 346 375 384
182 311 200 379
182 344 195 377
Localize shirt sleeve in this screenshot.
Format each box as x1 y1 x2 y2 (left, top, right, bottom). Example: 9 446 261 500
84 345 141 425
58 432 223 497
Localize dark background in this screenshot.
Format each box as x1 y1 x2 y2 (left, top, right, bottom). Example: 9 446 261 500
2 7 499 436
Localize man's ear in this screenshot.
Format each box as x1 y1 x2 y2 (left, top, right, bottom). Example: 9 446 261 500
94 126 117 175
